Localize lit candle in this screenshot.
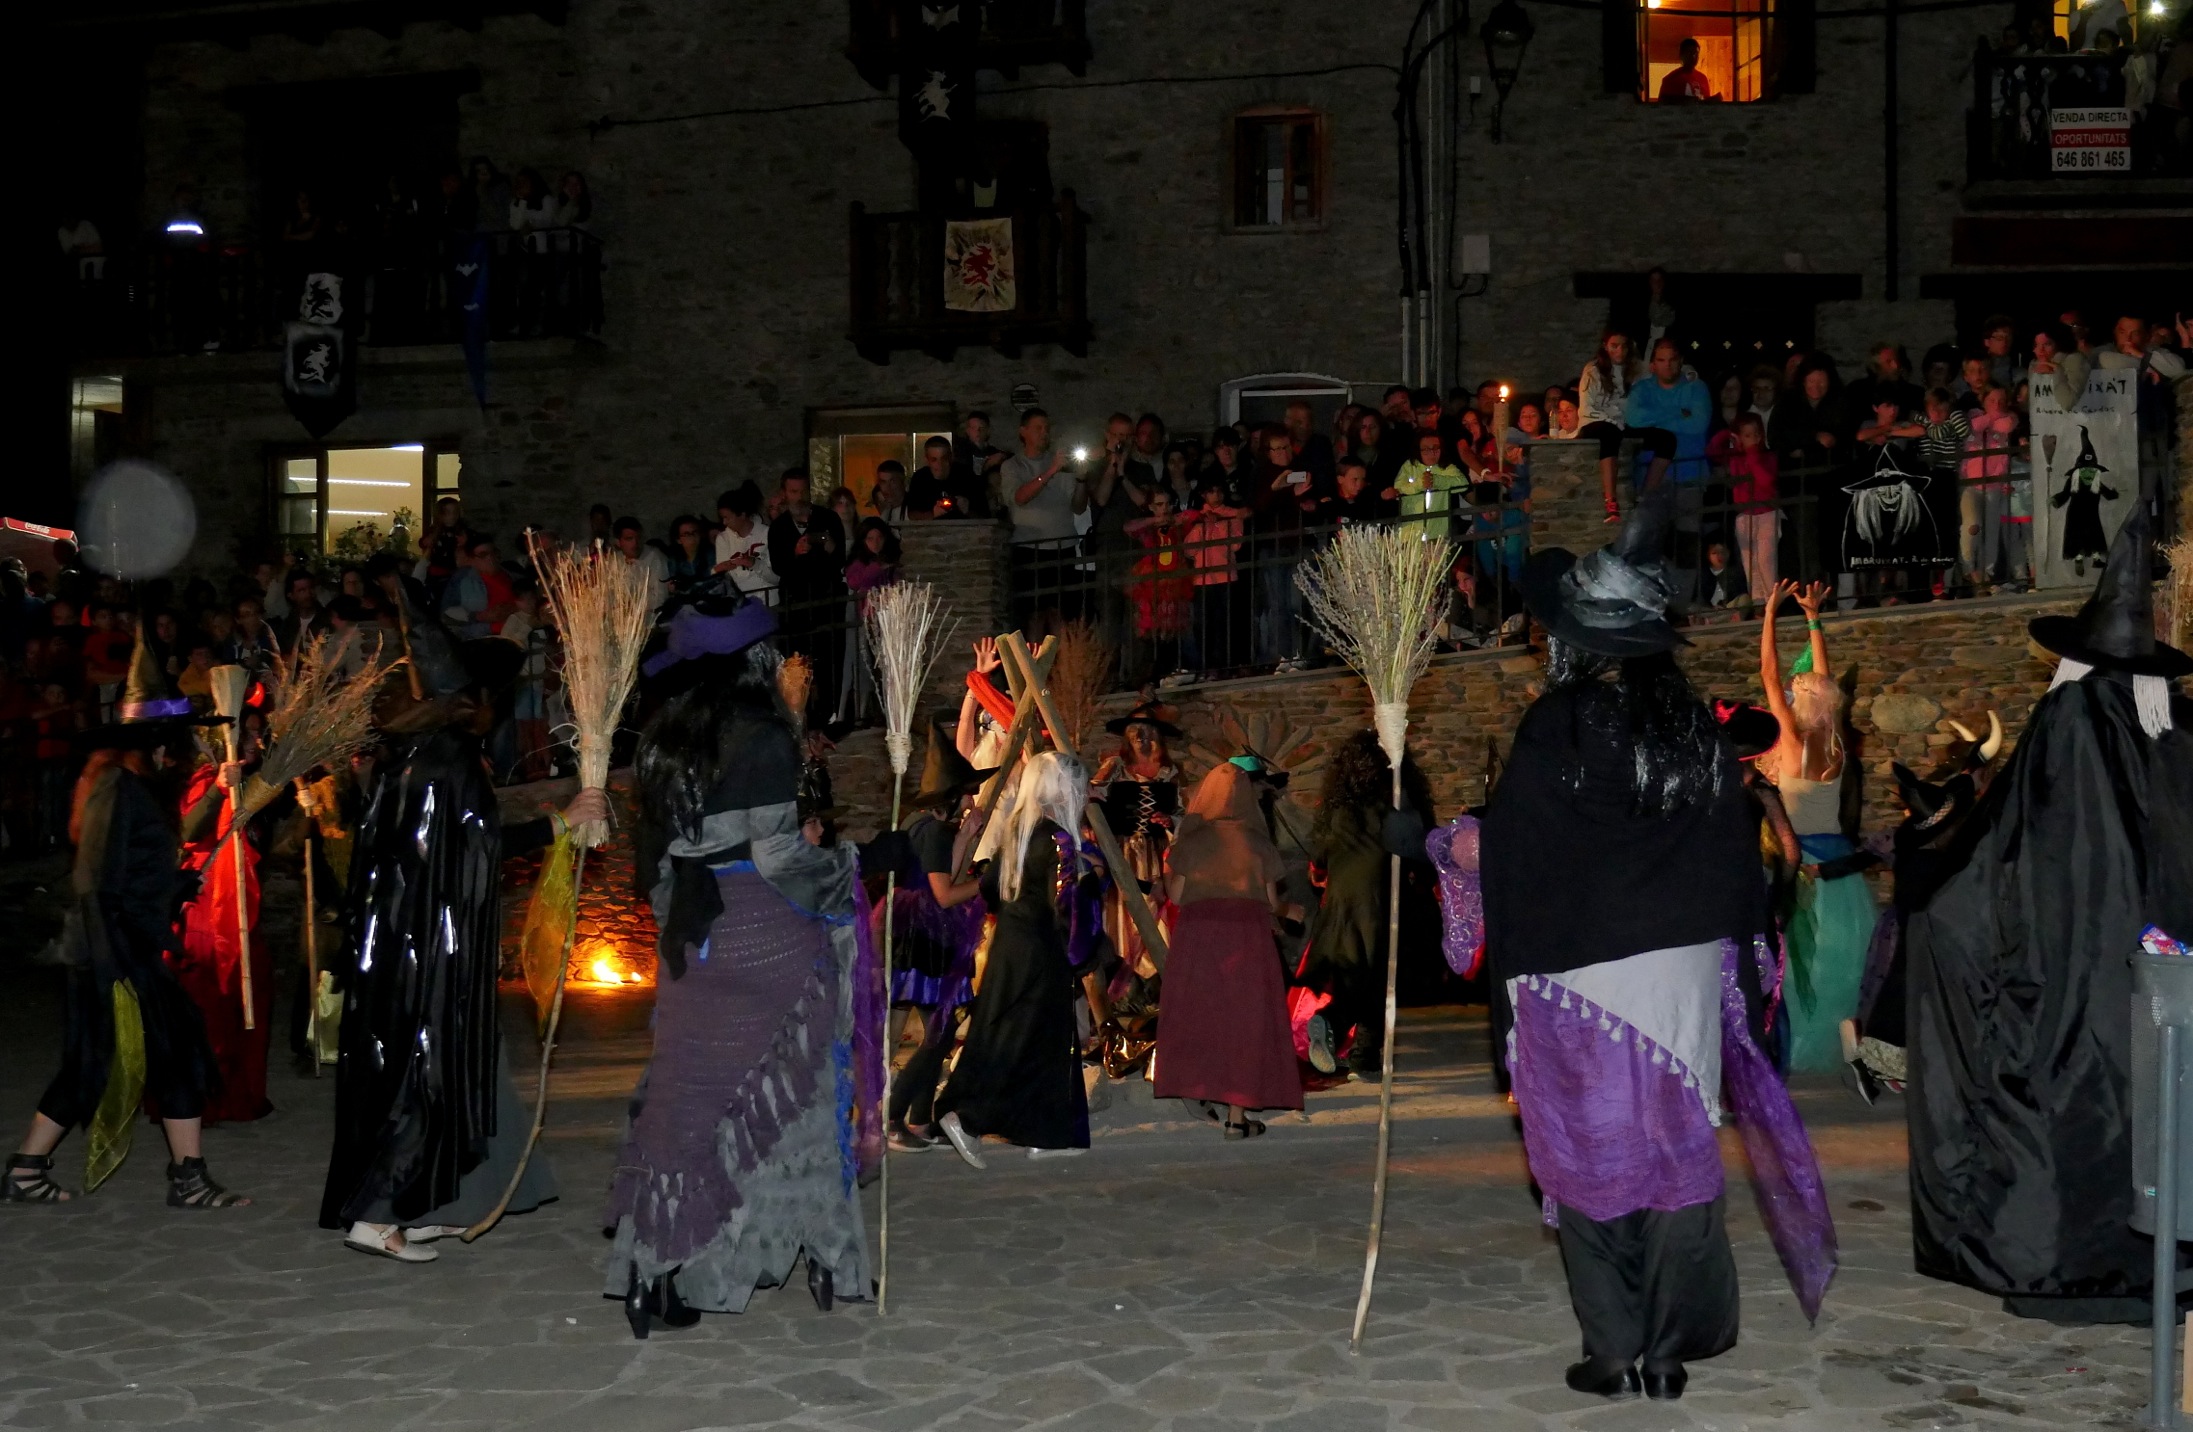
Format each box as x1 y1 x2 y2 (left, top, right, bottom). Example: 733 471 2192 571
1493 385 1511 475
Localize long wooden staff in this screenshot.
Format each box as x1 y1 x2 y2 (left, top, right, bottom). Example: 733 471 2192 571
879 779 900 1313
209 666 256 1031
1349 755 1404 1351
295 777 322 1075
996 633 1168 970
466 838 587 1242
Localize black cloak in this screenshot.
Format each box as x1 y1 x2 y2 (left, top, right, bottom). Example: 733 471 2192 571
1908 672 2193 1308
319 727 547 1228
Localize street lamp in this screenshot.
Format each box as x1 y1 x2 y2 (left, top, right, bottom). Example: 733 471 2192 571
1481 0 1535 142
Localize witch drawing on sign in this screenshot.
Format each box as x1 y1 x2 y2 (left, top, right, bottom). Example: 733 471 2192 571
2051 426 2118 577
1841 446 1943 570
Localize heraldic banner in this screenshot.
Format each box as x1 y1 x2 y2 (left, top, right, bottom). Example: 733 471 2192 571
2030 368 2138 590
281 268 358 439
944 217 1015 313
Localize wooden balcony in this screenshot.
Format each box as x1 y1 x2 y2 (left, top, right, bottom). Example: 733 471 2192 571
846 0 1090 89
848 193 1089 364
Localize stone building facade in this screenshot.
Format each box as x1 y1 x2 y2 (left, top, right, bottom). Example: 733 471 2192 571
49 0 2172 566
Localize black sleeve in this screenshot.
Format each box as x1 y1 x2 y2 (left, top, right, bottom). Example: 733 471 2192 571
1381 806 1428 861
501 815 556 859
766 515 798 575
908 818 956 875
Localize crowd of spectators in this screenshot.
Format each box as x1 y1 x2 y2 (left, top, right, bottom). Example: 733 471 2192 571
3 300 2184 856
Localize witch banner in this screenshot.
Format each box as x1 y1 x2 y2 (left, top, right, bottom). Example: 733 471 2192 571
2029 367 2138 590
1839 443 1948 570
281 269 358 439
898 1 978 176
944 218 1015 312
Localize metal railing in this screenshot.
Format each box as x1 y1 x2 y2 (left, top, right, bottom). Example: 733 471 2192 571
65 227 604 358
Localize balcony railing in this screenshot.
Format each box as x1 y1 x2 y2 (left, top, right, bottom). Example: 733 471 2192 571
65 228 604 358
848 193 1089 363
845 0 1090 89
1967 45 2184 181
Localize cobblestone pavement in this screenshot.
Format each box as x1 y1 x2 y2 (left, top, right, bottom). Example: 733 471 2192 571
0 937 2157 1432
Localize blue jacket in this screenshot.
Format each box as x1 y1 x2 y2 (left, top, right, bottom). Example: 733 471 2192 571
1624 376 1712 481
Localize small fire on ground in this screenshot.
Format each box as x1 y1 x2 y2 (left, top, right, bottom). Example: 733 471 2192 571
577 941 651 987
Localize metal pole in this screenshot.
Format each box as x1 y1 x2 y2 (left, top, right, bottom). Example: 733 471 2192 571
2154 1020 2180 1430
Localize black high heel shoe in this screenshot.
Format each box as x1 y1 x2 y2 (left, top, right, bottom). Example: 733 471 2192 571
659 1272 700 1329
624 1267 655 1340
807 1255 834 1312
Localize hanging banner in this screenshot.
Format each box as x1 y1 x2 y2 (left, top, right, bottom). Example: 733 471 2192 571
943 217 1015 312
456 234 492 409
281 269 358 439
898 0 978 172
2030 367 2138 589
1840 443 1949 570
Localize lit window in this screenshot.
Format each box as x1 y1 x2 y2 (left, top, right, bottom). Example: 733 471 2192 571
1640 0 1775 104
1231 110 1325 229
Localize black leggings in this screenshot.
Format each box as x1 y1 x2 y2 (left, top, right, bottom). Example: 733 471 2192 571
1579 420 1625 461
888 1004 956 1126
1557 1196 1739 1369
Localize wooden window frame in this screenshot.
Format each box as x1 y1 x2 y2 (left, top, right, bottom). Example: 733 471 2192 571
1226 107 1328 234
265 439 463 558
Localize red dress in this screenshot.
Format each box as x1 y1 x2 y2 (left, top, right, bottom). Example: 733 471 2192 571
172 765 273 1122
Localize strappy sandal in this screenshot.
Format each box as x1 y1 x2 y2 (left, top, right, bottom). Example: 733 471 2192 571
166 1157 251 1209
1222 1120 1267 1141
4 1153 73 1203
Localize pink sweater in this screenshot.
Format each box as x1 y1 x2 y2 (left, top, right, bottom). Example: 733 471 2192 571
1707 430 1779 508
1962 410 2017 481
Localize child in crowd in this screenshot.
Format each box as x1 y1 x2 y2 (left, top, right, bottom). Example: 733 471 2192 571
1394 429 1470 534
1961 385 2022 594
1707 412 1779 605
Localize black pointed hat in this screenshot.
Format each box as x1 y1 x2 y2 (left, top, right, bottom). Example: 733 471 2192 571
1892 761 1972 834
2070 424 2107 474
911 715 995 808
2029 501 2192 678
1519 483 1681 657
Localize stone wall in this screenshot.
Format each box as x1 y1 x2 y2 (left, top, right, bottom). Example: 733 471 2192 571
109 0 1993 566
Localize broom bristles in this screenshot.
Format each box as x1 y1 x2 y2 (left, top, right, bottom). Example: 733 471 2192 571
866 581 957 777
1296 525 1453 760
532 537 653 847
233 631 391 823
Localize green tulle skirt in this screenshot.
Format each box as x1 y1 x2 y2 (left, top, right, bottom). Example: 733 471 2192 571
1785 869 1880 1072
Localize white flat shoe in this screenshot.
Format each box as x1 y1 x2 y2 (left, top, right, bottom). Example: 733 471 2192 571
403 1225 465 1243
939 1112 987 1170
1027 1147 1086 1161
346 1222 437 1263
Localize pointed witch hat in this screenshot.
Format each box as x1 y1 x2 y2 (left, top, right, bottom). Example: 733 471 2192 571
117 621 195 722
910 714 995 808
1519 481 1681 657
2069 424 2107 474
2029 501 2193 678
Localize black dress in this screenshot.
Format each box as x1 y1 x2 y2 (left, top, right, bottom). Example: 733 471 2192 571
934 820 1089 1150
1908 672 2193 1318
319 726 558 1229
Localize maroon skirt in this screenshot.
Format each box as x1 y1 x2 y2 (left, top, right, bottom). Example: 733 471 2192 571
1153 898 1303 1111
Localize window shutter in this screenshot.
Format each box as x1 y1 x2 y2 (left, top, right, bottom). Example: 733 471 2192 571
1775 0 1817 95
1603 0 1640 95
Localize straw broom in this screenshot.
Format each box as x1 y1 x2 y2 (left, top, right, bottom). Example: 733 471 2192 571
467 537 652 1242
1296 523 1453 1353
202 631 388 1034
864 581 957 1315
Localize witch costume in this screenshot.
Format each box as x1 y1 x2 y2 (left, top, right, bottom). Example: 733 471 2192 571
604 599 881 1332
6 715 238 1207
1907 505 2193 1322
172 756 274 1123
318 588 559 1250
1153 761 1301 1127
881 718 991 1142
936 752 1095 1163
1486 497 1836 1401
